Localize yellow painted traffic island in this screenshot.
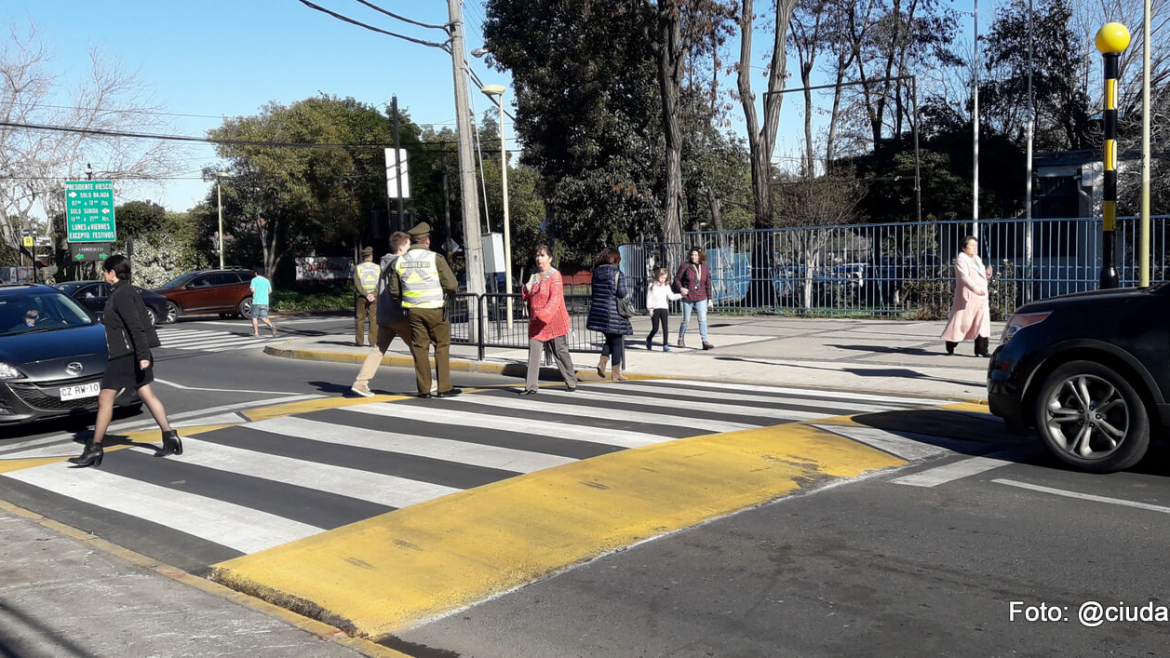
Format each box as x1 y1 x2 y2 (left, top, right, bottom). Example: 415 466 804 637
210 421 905 641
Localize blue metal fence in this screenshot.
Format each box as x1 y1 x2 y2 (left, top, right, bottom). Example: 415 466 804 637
619 216 1170 320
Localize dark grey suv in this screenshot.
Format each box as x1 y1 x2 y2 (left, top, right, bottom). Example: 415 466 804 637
0 284 138 425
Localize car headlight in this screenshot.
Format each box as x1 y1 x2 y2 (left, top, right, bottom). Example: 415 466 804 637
0 363 24 380
1001 311 1051 343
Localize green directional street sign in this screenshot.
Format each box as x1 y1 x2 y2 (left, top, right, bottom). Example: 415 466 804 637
65 180 117 243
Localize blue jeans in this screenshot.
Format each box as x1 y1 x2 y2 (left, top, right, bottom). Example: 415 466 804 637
679 300 708 342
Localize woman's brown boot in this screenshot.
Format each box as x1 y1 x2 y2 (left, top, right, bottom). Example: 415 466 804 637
611 365 629 382
596 356 609 379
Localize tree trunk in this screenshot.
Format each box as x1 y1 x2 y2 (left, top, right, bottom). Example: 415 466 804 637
655 0 685 247
737 0 799 229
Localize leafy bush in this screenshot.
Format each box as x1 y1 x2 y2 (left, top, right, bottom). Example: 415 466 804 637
270 287 353 312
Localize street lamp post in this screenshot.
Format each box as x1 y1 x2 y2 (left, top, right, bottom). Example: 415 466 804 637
216 172 228 270
481 83 513 330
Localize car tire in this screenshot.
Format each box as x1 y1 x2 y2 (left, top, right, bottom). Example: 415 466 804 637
239 297 253 319
1032 360 1150 473
165 302 180 324
145 308 157 325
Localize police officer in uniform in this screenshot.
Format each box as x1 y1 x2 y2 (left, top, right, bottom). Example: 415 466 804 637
388 222 462 398
354 246 379 346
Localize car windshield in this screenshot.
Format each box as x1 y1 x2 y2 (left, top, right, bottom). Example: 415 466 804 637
0 291 96 337
160 272 198 289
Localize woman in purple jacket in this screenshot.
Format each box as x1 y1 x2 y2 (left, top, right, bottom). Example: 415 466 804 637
674 247 715 350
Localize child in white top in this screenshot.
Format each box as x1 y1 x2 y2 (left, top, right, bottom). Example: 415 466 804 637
646 268 682 351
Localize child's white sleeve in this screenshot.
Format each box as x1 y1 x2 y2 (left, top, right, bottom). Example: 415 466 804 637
668 290 682 301
646 289 654 309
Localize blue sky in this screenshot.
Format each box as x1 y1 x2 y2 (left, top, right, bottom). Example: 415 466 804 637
3 0 989 215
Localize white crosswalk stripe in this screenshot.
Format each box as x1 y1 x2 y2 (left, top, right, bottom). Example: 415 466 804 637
0 382 948 567
155 328 283 351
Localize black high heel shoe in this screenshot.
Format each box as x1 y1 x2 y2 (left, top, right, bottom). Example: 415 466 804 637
69 443 104 468
156 429 183 458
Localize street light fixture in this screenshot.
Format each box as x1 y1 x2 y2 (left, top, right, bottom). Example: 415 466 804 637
481 83 513 329
215 171 229 270
85 163 93 181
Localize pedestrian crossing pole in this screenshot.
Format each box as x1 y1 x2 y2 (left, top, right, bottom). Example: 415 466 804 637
1096 23 1129 290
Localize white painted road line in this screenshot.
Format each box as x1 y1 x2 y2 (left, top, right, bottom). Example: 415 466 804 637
177 437 460 508
4 465 323 554
248 416 577 473
344 402 670 449
891 450 1019 487
655 379 951 406
452 393 758 433
814 425 956 461
994 479 1170 514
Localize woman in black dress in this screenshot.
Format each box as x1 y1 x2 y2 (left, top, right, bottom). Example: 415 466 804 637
71 255 181 467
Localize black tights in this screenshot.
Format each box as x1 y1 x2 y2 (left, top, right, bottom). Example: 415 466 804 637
600 333 625 367
647 309 669 346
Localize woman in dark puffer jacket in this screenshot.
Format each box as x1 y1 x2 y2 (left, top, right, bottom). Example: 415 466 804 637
586 247 633 382
71 255 181 467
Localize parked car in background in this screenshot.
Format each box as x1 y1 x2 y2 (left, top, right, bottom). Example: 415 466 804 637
55 281 170 325
152 268 256 321
988 284 1170 473
0 284 139 424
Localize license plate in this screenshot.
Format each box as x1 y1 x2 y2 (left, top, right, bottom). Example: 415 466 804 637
60 382 100 401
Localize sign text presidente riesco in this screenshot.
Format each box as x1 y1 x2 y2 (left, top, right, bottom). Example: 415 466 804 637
65 180 117 243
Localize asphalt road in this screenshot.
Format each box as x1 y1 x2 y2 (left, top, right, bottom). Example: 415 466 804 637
1 313 508 447
4 312 1169 656
401 441 1170 657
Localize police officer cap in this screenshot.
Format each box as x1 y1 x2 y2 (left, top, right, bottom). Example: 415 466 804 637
361 246 374 256
407 222 432 238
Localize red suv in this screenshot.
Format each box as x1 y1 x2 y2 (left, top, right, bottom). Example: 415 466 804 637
153 268 256 322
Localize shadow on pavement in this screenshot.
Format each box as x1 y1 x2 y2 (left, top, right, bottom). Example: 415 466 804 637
0 598 101 658
713 356 981 389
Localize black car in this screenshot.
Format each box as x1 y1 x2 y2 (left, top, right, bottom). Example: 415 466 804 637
55 281 170 325
0 284 139 425
988 284 1170 472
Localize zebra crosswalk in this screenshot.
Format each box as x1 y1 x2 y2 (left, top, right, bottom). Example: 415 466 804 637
0 381 951 573
155 327 285 352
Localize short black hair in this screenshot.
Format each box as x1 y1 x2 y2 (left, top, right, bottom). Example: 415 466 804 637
103 254 132 281
254 266 266 277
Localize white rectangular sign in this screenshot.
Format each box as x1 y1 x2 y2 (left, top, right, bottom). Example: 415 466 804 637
385 148 411 199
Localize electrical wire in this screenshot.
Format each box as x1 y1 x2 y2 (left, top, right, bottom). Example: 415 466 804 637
0 120 518 152
296 0 451 52
352 0 449 30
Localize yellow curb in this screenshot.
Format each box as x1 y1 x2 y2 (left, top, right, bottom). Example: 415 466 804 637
0 496 408 658
210 421 905 640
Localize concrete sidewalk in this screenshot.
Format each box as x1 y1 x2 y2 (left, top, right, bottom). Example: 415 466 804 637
267 315 1001 402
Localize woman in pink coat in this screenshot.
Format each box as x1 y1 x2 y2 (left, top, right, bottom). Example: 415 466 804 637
941 235 993 357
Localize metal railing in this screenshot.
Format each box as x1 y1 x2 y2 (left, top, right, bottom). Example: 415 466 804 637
619 216 1170 321
449 292 608 359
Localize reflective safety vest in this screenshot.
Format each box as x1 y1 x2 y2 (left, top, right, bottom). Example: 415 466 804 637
356 262 381 295
394 249 444 308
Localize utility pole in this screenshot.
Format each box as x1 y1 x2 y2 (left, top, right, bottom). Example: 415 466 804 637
972 0 980 239
392 95 405 233
1024 0 1035 300
447 0 486 337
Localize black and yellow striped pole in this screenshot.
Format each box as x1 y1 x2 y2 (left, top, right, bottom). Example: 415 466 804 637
1096 23 1130 289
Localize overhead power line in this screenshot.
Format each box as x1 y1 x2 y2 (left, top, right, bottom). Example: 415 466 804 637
296 0 451 52
352 0 449 30
0 120 519 152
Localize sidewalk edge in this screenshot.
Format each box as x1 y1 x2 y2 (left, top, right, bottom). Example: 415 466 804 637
0 497 408 658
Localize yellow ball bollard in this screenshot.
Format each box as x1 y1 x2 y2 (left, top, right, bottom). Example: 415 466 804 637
1095 22 1131 54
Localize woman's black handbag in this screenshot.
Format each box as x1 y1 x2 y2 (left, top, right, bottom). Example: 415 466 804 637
616 297 635 319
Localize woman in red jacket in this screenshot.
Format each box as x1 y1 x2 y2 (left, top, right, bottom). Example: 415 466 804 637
520 245 578 395
674 247 715 350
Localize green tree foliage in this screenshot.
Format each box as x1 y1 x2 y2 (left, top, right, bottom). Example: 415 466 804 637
113 200 167 246
202 96 448 281
484 0 663 266
980 0 1092 150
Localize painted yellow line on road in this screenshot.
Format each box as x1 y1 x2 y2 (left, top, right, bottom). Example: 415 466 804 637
211 422 904 640
0 425 233 474
242 396 411 422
